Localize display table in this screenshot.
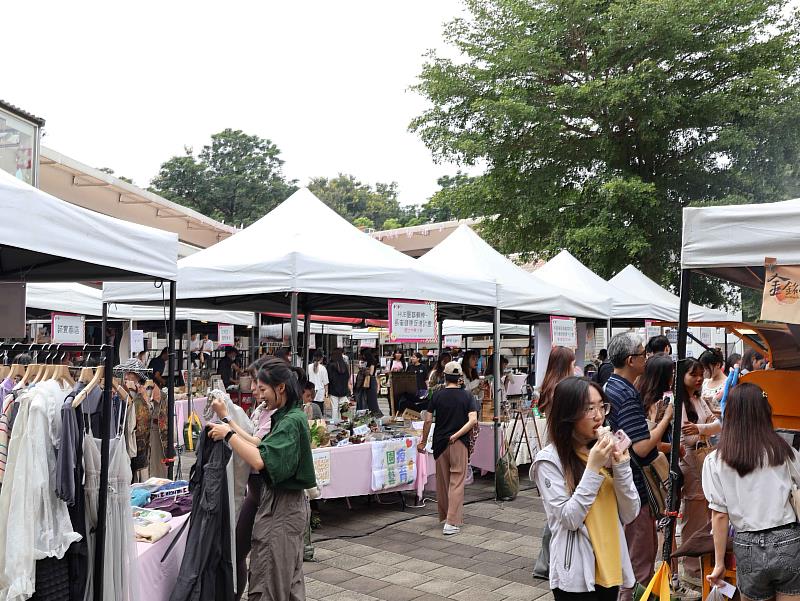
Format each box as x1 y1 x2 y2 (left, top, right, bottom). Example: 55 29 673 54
174 397 209 446
316 438 435 500
470 417 548 473
136 514 190 601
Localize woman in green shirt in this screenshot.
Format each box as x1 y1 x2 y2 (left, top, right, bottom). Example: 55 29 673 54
208 357 316 601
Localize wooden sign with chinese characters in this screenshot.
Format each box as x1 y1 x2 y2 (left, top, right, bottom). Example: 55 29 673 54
51 313 85 345
761 260 800 324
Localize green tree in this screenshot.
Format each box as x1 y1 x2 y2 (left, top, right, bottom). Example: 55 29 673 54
308 174 406 229
411 0 800 306
382 217 404 230
150 129 297 225
98 167 134 184
352 216 375 229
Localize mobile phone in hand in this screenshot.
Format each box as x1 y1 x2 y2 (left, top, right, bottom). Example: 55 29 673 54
662 392 673 405
613 429 631 453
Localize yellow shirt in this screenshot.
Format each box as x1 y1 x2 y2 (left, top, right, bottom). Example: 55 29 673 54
578 453 622 587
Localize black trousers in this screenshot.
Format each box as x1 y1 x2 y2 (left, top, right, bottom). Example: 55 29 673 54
553 586 620 601
235 474 263 601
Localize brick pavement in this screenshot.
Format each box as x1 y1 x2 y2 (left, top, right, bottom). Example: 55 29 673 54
304 472 553 601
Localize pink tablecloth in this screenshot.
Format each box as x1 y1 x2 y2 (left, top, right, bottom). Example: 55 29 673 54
174 397 208 446
136 513 190 601
317 439 436 500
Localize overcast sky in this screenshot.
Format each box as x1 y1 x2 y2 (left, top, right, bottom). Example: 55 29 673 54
10 1 469 205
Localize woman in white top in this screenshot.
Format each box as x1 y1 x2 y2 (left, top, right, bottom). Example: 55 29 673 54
308 351 329 416
704 382 800 601
699 348 726 414
679 358 723 585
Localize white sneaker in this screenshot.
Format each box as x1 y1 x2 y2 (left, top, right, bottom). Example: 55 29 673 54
442 523 460 535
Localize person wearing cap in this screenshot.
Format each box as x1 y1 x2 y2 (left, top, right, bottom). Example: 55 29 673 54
418 361 478 536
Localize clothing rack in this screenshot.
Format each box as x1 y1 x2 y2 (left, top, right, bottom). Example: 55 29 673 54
0 342 114 601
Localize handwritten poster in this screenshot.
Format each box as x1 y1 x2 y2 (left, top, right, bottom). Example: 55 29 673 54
388 299 437 343
371 437 417 491
51 313 85 345
550 315 577 349
312 450 331 486
761 262 800 324
218 324 235 346
443 334 462 348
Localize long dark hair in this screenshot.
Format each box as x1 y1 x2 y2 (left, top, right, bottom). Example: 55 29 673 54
741 348 764 372
462 350 480 381
330 348 348 374
360 348 377 367
256 357 303 409
538 346 575 415
431 352 452 380
637 353 674 415
718 383 793 477
725 353 741 376
392 350 406 370
547 377 606 492
683 357 704 423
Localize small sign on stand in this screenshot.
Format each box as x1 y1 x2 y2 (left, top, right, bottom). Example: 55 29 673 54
549 315 577 349
130 329 145 354
52 313 85 345
218 324 235 347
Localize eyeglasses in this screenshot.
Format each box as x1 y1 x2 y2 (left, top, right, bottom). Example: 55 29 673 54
627 351 647 359
584 402 611 417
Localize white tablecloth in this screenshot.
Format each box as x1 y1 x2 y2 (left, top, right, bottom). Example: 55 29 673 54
136 514 190 601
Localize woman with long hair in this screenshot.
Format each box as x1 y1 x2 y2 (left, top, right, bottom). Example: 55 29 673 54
359 348 381 416
724 352 741 376
208 358 316 601
538 346 576 416
461 350 485 405
307 350 329 416
534 377 640 601
427 352 452 394
637 353 675 424
326 348 351 421
740 348 765 374
389 350 406 372
679 357 722 588
704 383 800 600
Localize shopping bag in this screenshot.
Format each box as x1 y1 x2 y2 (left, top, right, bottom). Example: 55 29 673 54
183 412 202 451
495 427 519 501
633 562 674 601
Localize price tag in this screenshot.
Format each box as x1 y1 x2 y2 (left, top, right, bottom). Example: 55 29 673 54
336 439 351 447
353 424 370 436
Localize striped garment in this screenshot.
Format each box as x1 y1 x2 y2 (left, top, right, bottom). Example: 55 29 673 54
0 394 14 484
605 374 658 503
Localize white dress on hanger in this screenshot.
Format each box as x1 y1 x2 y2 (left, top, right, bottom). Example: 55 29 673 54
0 381 80 601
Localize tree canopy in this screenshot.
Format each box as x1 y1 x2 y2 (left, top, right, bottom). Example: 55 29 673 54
411 0 800 305
150 129 298 226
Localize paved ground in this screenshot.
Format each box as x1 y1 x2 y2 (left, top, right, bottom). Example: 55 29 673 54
303 471 552 601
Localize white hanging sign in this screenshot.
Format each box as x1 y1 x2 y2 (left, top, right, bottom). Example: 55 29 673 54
359 338 377 349
130 329 145 354
644 320 661 342
388 299 437 343
443 335 462 348
549 315 577 349
51 313 85 345
218 324 235 347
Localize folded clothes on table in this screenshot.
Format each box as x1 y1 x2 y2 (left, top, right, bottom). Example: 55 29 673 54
135 521 172 543
145 493 193 516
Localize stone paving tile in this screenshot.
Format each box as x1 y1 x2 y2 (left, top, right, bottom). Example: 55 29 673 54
403 547 451 563
413 579 470 597
495 580 550 599
394 558 444 573
321 591 379 601
311 567 353 585
345 575 393 594
351 562 398 579
381 569 434 588
435 554 481 571
321 553 371 570
305 578 344 598
449 586 508 601
371 583 426 600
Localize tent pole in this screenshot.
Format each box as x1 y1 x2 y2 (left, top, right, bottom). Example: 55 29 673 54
290 292 299 367
437 317 443 355
167 280 176 480
94 305 113 601
528 323 533 384
664 269 692 563
606 318 612 345
493 307 501 478
186 320 192 402
303 307 310 371
251 312 258 366
724 329 728 361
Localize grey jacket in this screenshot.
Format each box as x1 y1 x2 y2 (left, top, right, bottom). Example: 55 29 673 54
533 444 640 592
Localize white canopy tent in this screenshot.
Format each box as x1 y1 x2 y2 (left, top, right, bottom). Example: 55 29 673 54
260 322 353 338
609 265 737 322
442 320 530 336
682 198 800 289
418 224 608 320
0 168 176 282
103 188 495 317
534 250 677 321
25 282 256 326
